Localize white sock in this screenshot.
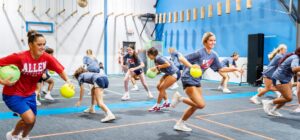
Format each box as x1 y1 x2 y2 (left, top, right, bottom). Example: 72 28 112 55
177 119 184 124
153 103 159 107
164 100 169 104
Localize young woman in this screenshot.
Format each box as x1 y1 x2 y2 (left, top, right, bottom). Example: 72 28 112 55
171 32 243 132
35 47 56 106
262 47 300 117
250 44 287 104
168 47 183 89
74 67 115 122
0 30 71 140
121 44 153 100
147 47 181 112
218 52 240 93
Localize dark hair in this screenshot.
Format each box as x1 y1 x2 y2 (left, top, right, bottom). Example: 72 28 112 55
45 47 54 54
147 47 159 57
27 30 44 44
231 52 238 57
279 47 300 64
128 44 138 61
73 66 88 79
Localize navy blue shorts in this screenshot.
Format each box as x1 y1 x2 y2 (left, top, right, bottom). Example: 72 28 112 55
272 79 289 86
95 77 109 89
88 68 100 73
182 82 201 89
177 65 184 71
133 69 143 76
2 93 37 115
38 72 51 83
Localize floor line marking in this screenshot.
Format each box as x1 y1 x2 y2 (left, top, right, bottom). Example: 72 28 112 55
196 117 275 140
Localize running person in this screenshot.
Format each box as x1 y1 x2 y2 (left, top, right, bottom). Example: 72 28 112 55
35 47 56 106
73 67 116 122
262 48 300 117
121 44 153 100
170 32 243 131
0 30 71 140
168 47 184 89
250 44 287 104
218 52 241 93
147 47 181 112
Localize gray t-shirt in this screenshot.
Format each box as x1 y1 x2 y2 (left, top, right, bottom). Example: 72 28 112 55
272 54 300 83
155 55 178 75
181 48 223 85
221 57 236 67
262 54 283 78
77 72 107 86
83 56 100 73
123 54 142 69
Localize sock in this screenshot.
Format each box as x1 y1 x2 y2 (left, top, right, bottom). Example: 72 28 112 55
164 99 169 104
47 90 51 95
153 103 159 107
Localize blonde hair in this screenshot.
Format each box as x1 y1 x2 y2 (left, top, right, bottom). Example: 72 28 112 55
268 44 287 60
202 32 215 45
86 49 96 59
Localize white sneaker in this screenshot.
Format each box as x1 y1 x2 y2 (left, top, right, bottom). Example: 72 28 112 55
20 136 29 140
147 92 154 99
83 107 96 114
171 92 182 108
217 85 223 90
44 93 54 101
250 96 261 105
173 121 192 132
101 114 116 123
222 88 231 93
121 94 130 101
269 110 282 117
170 82 179 90
275 91 281 98
36 99 41 106
293 107 300 113
131 85 139 91
262 100 273 115
6 131 19 140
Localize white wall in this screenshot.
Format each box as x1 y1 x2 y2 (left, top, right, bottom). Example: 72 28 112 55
0 0 156 75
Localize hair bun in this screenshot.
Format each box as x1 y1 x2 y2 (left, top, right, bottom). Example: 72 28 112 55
27 30 38 38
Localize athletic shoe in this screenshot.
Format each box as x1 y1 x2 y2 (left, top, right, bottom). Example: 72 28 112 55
161 102 171 109
293 106 300 113
171 92 182 108
262 100 273 115
36 99 41 106
293 90 298 97
269 110 283 117
20 136 29 140
173 121 192 132
83 107 96 114
44 93 54 101
101 114 116 123
6 130 19 140
148 106 161 112
131 85 139 91
250 96 261 105
222 88 232 93
217 85 223 90
121 93 130 101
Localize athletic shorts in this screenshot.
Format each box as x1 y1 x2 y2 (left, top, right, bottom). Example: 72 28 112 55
272 79 289 86
165 71 181 81
94 77 109 89
182 82 201 89
38 72 51 83
2 93 37 115
133 69 143 76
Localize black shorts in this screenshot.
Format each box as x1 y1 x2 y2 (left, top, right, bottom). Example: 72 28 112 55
95 77 109 88
182 83 201 89
177 65 184 71
38 72 51 83
133 69 143 76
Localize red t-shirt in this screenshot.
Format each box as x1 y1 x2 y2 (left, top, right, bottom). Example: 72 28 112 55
0 50 64 97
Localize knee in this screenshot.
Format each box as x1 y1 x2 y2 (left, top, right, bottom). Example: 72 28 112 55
285 96 293 102
195 103 205 109
23 117 35 125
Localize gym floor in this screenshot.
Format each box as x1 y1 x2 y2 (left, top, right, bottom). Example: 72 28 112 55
1 76 300 140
